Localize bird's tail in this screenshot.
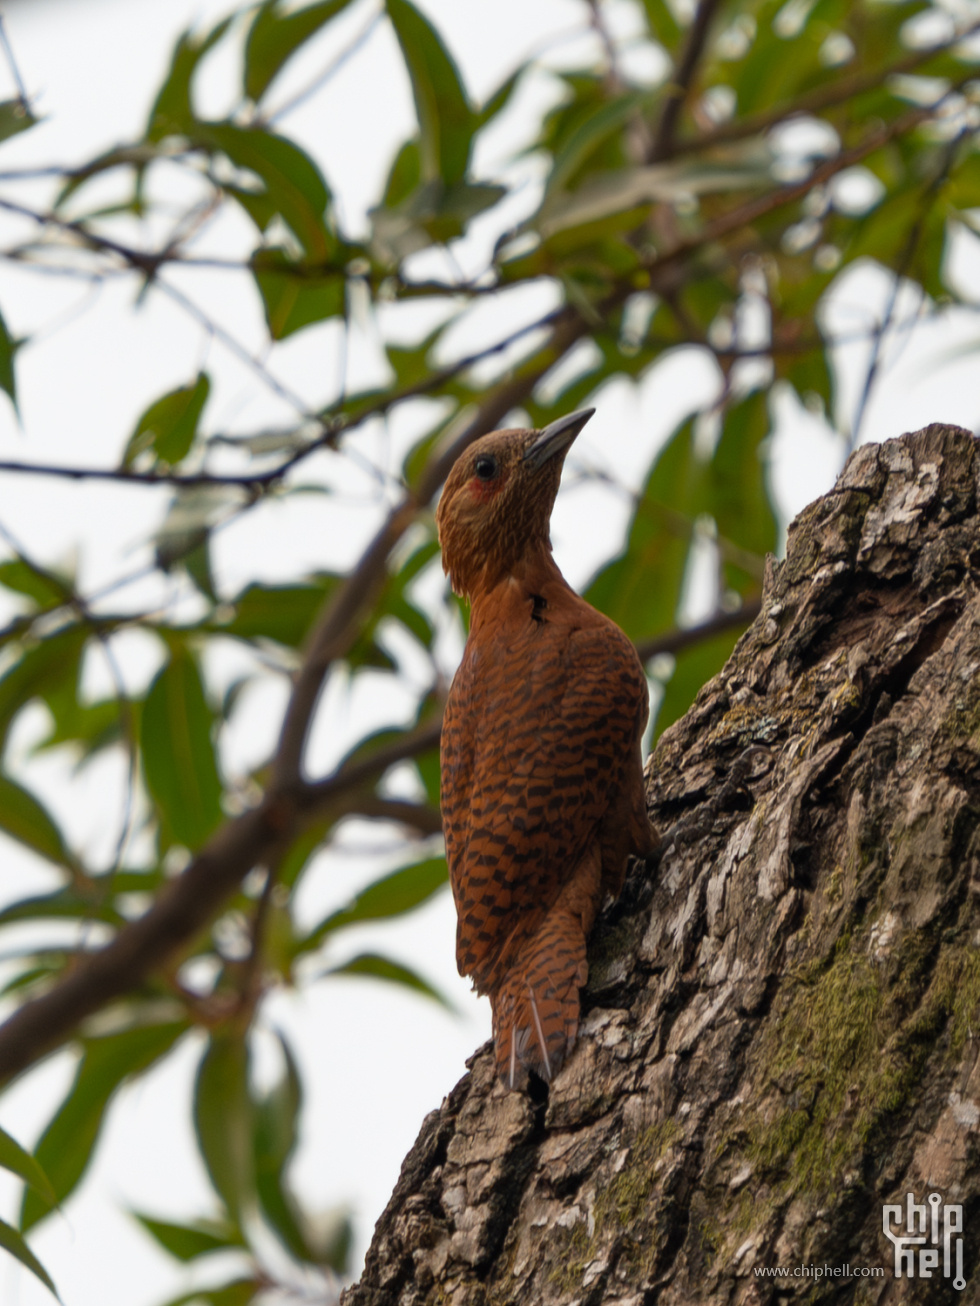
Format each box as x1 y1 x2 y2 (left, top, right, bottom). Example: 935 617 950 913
489 912 590 1090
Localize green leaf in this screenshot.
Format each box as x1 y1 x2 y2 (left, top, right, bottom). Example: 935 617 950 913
0 303 23 414
677 273 738 339
252 249 346 340
0 774 72 867
844 184 924 270
184 537 218 604
0 1124 56 1209
218 577 340 647
641 0 681 47
304 855 448 946
0 559 68 609
911 200 950 302
381 139 422 210
141 649 223 849
277 822 331 891
147 20 232 141
224 183 277 233
22 1021 187 1231
124 374 210 468
157 1279 259 1306
475 65 525 130
0 624 87 748
778 339 834 415
544 90 653 200
0 1217 59 1300
386 0 475 186
205 123 333 259
0 874 158 929
0 100 39 146
244 0 355 102
194 1034 253 1223
54 144 158 210
254 1035 300 1177
372 177 506 258
540 150 772 238
325 952 454 1009
414 743 441 809
586 415 703 640
388 592 434 650
154 486 238 574
0 965 57 999
133 1213 244 1263
708 390 775 591
946 150 980 213
386 323 447 387
253 1035 313 1262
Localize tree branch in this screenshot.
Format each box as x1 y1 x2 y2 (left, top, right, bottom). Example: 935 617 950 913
299 715 444 815
345 796 444 836
0 711 446 1082
635 598 761 664
0 801 278 1083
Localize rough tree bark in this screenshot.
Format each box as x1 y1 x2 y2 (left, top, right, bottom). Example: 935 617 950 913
343 423 980 1306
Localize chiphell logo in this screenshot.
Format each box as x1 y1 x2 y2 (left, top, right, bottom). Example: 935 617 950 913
882 1191 966 1289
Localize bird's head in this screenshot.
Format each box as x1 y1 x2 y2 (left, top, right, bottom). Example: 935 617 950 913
436 408 594 598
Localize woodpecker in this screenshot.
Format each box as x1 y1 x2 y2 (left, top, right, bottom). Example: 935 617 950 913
437 408 658 1089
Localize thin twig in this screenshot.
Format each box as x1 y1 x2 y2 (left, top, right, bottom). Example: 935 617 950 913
155 276 323 424
587 0 623 88
649 0 724 160
232 861 280 1019
0 457 289 487
0 194 164 273
849 130 968 449
266 6 384 124
0 303 568 490
655 19 980 161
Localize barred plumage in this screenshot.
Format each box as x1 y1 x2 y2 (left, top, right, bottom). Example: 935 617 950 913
437 409 659 1089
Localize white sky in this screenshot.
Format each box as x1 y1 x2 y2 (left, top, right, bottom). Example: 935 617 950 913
0 2 976 1305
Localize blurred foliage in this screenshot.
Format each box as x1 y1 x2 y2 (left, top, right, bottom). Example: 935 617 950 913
0 0 979 1298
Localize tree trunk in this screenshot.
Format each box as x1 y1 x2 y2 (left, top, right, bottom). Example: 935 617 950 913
343 423 980 1306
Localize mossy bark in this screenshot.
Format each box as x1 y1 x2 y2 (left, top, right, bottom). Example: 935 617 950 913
343 424 980 1305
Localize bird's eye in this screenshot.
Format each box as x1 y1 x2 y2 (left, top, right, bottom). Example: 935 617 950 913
474 454 498 482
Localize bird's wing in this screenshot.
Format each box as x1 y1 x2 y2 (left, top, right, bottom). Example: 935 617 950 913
440 617 648 989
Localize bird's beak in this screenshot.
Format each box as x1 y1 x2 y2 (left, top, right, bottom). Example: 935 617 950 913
523 408 595 471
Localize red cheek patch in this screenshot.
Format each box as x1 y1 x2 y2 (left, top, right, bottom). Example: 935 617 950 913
469 469 508 503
